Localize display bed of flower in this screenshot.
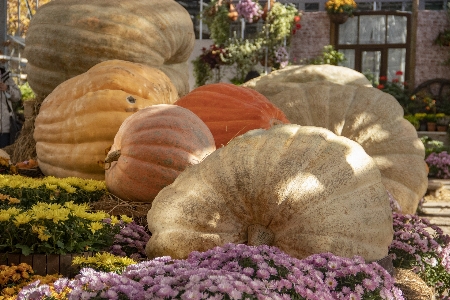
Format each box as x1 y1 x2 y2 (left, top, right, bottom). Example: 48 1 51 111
0 174 447 299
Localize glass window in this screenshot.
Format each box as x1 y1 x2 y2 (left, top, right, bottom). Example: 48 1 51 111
387 48 406 81
387 15 407 44
338 17 358 45
339 49 355 69
359 15 386 44
362 51 382 81
305 3 319 11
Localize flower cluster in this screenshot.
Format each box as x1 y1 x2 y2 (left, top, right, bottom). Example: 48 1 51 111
109 221 150 260
325 0 357 15
0 202 131 255
0 175 107 210
20 243 403 299
71 252 137 274
377 71 414 115
389 212 450 297
425 151 450 179
235 0 263 23
0 263 61 299
199 44 228 70
274 46 289 69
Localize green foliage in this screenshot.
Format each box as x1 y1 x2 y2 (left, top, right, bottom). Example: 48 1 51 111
71 252 137 274
18 82 36 101
420 135 448 157
0 202 124 254
202 1 231 45
404 115 419 129
0 174 107 210
194 1 300 86
309 45 345 66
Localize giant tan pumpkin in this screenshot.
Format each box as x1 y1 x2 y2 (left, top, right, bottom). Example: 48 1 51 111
24 0 194 97
105 104 216 203
243 64 373 94
243 74 427 215
146 125 394 262
34 60 179 180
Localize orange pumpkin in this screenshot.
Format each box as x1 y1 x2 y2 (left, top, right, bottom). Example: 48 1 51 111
105 104 216 203
174 83 290 148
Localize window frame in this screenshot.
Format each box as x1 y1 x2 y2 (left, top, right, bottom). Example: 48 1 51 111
333 11 412 82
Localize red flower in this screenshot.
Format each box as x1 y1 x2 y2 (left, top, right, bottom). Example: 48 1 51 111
295 23 302 29
294 15 301 22
377 84 385 89
379 76 387 81
395 71 403 76
292 29 297 34
392 78 399 83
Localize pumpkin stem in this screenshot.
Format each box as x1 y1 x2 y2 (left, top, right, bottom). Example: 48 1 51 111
247 224 275 246
103 150 121 170
270 118 285 127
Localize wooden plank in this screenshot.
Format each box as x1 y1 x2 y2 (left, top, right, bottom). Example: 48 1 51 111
46 254 60 275
7 253 20 266
0 253 7 266
20 254 33 267
59 254 74 278
421 201 450 208
419 208 450 216
32 254 47 276
424 216 450 226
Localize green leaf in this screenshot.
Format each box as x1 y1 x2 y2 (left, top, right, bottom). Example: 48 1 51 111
16 244 31 256
56 240 64 248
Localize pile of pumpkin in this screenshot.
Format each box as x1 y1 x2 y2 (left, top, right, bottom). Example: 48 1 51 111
24 0 428 273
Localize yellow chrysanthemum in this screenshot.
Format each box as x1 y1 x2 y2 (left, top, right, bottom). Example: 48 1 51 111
13 213 32 226
110 215 120 225
120 215 133 224
88 222 104 234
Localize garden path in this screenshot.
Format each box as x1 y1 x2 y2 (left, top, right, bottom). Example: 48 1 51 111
420 179 450 235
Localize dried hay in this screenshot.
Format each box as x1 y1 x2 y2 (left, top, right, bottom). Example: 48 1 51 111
8 97 43 164
394 268 435 300
91 193 152 228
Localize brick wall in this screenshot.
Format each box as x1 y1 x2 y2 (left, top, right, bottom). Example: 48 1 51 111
414 10 450 87
290 12 331 63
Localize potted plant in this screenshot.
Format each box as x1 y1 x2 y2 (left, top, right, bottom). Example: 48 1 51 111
404 115 420 130
425 113 437 131
436 113 450 131
325 0 357 24
414 113 427 131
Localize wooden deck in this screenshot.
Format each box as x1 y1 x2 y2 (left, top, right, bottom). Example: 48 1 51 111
419 179 450 235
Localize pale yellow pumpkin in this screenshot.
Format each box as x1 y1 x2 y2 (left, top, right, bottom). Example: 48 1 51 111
146 125 394 262
243 68 427 215
24 0 194 97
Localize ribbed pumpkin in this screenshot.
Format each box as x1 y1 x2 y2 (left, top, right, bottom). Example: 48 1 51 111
146 125 394 261
24 0 194 97
243 79 427 214
243 64 372 96
34 60 179 180
105 104 216 203
174 83 290 148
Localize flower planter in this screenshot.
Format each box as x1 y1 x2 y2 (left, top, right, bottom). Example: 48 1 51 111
427 122 437 131
329 13 349 24
0 252 94 278
437 125 447 132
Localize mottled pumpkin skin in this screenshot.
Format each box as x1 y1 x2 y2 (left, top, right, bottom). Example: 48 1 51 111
174 83 290 148
146 125 394 261
34 60 179 180
24 0 194 97
105 104 216 204
243 68 428 215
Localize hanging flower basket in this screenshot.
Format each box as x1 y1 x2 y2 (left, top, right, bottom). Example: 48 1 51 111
329 13 349 24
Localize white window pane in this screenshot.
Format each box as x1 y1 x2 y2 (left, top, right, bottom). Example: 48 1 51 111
387 48 406 81
359 15 386 44
387 15 407 44
338 17 358 45
362 51 382 84
338 49 355 69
